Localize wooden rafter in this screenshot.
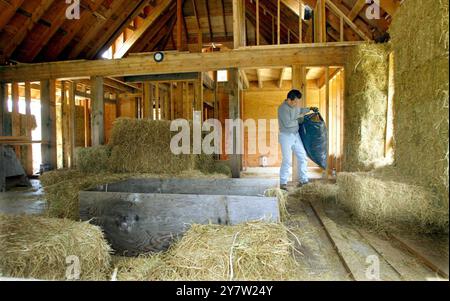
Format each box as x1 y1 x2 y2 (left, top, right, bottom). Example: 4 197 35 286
205 0 213 40
67 0 132 59
89 0 150 59
220 0 228 37
348 0 366 21
0 0 25 31
42 0 104 61
326 0 370 41
113 0 172 58
0 0 55 62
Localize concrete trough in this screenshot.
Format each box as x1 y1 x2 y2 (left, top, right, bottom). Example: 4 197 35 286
79 178 279 256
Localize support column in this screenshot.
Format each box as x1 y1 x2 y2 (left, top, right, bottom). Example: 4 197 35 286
228 68 242 178
68 81 76 167
25 82 33 175
90 76 104 146
292 65 307 183
40 79 57 169
0 83 7 136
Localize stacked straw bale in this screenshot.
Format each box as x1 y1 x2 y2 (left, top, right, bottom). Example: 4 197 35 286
337 168 448 233
343 43 390 171
389 0 449 216
0 214 111 280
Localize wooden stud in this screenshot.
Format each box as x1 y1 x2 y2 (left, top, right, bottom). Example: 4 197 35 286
24 82 33 175
325 67 330 177
0 83 7 135
291 65 306 183
68 81 76 167
228 68 241 178
155 83 160 120
90 76 104 146
340 15 344 42
40 79 57 169
177 0 183 50
299 0 303 43
11 82 20 155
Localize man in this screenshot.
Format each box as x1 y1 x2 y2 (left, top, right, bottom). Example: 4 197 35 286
278 89 319 191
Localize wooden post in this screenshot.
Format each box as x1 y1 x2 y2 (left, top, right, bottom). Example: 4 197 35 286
291 65 307 183
277 0 281 45
155 83 160 120
25 82 33 175
61 81 68 167
40 79 57 169
340 15 344 42
213 71 218 121
0 144 5 191
325 67 330 178
197 73 204 122
228 68 241 178
0 83 6 136
143 82 151 119
68 81 76 167
233 0 246 48
11 83 19 156
170 82 174 120
91 76 104 146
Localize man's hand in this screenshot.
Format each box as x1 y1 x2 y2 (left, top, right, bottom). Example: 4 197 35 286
310 107 319 113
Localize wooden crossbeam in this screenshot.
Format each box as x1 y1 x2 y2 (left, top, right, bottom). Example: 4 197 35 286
0 43 359 82
256 69 263 88
278 67 288 88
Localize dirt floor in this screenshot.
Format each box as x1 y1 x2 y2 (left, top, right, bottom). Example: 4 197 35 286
0 178 448 281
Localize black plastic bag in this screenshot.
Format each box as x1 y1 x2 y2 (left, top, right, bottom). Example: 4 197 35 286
299 113 328 169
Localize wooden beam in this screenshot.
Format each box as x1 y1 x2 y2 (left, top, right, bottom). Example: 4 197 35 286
205 0 213 40
239 70 249 90
348 0 366 21
90 76 104 146
233 0 246 48
256 69 263 88
220 0 228 37
340 15 344 42
326 0 371 41
228 68 241 178
325 67 330 177
177 0 183 50
277 0 281 44
299 0 303 43
0 43 358 82
114 0 173 58
68 81 76 167
0 83 6 135
11 83 20 154
40 79 57 169
24 81 32 175
256 0 260 45
0 0 54 61
89 0 151 59
278 67 288 88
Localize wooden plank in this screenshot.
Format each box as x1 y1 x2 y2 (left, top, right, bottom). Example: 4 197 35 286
299 0 303 43
278 67 287 88
389 233 449 279
0 44 354 82
155 83 160 120
233 0 246 48
24 81 32 175
256 69 263 88
357 230 437 281
143 82 151 119
11 83 20 156
291 65 305 183
125 72 200 83
325 67 330 177
309 201 402 281
91 76 104 146
256 0 260 45
177 0 183 50
40 79 57 169
0 145 5 192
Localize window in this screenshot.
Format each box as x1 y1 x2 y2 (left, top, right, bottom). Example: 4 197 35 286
217 70 228 82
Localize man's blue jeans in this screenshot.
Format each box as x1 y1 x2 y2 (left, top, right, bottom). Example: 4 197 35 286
279 132 309 185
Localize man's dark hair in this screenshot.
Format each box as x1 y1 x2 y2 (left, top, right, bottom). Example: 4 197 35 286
287 89 302 100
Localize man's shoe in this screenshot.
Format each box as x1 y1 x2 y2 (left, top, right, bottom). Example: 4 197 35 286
297 181 309 188
280 184 288 191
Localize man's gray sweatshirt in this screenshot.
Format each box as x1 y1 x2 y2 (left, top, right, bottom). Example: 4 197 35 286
278 101 310 134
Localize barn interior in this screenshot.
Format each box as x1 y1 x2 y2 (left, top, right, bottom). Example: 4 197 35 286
0 0 448 281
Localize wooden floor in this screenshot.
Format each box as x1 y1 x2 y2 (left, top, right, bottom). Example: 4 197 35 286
0 178 448 281
285 190 449 281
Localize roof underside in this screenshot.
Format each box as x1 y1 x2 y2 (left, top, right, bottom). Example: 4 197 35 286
0 0 401 64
